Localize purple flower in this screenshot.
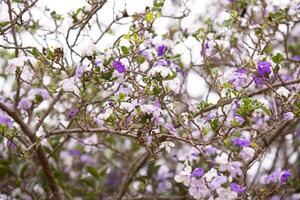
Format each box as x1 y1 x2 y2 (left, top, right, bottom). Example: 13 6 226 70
280 169 291 183
95 60 102 66
264 169 281 184
17 98 32 110
112 60 126 73
229 70 247 90
157 45 167 57
291 55 300 62
68 108 78 119
75 65 85 78
192 168 204 177
210 175 227 189
29 88 50 100
7 140 17 149
230 183 245 193
284 112 294 121
164 123 176 135
0 115 13 129
257 61 272 77
70 149 80 156
232 138 250 147
203 145 217 155
253 75 264 88
233 115 245 125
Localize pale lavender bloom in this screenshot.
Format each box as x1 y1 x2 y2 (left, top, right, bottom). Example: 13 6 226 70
264 169 281 184
96 117 104 128
232 138 250 147
228 162 243 178
209 174 227 189
95 60 102 66
164 123 176 135
284 112 294 121
70 149 80 156
233 115 245 125
188 178 210 199
0 115 13 129
239 147 255 161
229 70 247 90
291 55 300 61
80 154 94 164
203 145 217 155
29 88 50 100
17 98 32 110
75 65 85 78
205 112 216 123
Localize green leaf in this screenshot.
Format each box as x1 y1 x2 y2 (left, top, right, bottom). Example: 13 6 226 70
0 166 14 176
146 12 154 22
272 53 285 64
0 21 9 27
31 47 39 57
100 70 113 81
121 46 129 55
137 56 146 64
87 166 99 178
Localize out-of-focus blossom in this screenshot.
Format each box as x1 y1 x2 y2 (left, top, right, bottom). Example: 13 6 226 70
239 147 255 161
280 169 292 183
191 167 204 177
68 108 79 119
17 98 32 110
157 45 167 57
230 183 245 193
276 87 290 98
216 187 238 200
60 78 76 92
232 138 250 147
174 165 192 186
112 60 126 73
0 115 13 129
257 61 272 77
188 178 210 199
159 141 175 153
284 112 294 121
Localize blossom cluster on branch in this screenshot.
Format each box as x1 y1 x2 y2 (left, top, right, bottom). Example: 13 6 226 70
0 0 300 199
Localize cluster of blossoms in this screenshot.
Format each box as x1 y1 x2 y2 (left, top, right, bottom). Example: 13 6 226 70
0 0 300 199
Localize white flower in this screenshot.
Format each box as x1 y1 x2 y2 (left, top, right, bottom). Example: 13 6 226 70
120 102 135 112
141 104 161 118
276 87 290 98
159 141 175 153
98 108 113 120
149 66 173 78
163 77 181 93
174 165 192 186
80 42 97 57
204 168 218 182
6 56 34 74
239 147 255 161
216 187 238 200
189 178 210 200
59 78 76 92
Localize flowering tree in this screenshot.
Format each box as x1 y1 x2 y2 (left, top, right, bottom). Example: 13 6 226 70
0 0 300 199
